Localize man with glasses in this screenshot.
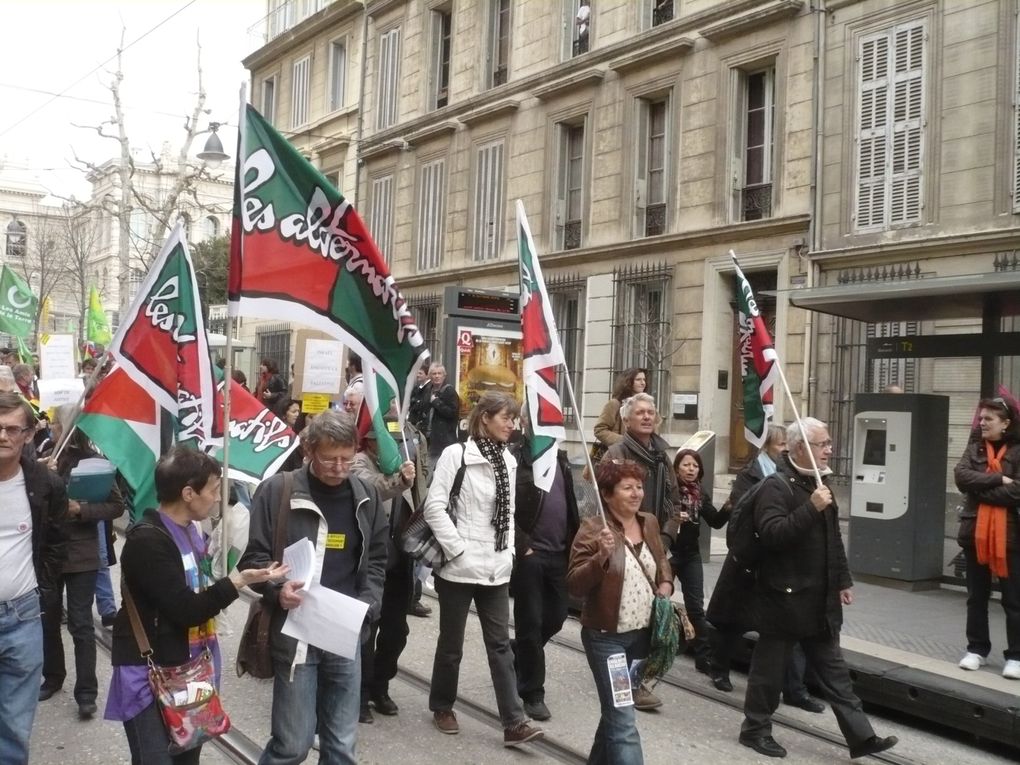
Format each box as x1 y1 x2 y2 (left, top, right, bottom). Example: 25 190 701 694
738 417 898 761
0 392 67 764
241 410 388 765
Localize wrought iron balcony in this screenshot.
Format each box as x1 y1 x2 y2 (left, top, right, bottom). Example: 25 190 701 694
741 183 773 221
563 221 581 250
492 66 507 87
572 34 589 57
652 0 674 26
644 203 666 237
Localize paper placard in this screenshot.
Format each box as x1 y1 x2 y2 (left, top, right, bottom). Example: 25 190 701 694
39 334 77 380
301 339 343 394
301 393 331 414
37 377 85 410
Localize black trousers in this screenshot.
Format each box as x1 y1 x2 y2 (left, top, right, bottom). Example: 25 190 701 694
41 571 99 703
963 542 1020 660
711 626 811 699
361 554 413 700
742 632 874 747
510 550 568 703
671 549 709 659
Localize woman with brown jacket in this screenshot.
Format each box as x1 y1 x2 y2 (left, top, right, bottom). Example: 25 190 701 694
567 459 672 765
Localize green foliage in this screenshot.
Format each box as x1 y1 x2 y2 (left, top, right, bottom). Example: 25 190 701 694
192 234 230 315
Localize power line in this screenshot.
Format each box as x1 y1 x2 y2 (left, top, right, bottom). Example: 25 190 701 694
0 82 191 120
0 0 199 139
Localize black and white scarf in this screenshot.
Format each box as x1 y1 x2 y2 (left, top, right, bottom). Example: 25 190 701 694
621 433 675 526
476 437 512 552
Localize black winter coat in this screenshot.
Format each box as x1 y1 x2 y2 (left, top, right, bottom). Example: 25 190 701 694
20 454 68 598
511 445 580 558
953 438 1020 546
671 493 728 557
751 454 852 639
426 383 460 456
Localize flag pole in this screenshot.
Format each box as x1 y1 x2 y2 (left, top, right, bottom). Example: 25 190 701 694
560 368 606 520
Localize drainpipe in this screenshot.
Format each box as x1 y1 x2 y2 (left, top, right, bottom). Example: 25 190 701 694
353 4 371 207
803 0 826 414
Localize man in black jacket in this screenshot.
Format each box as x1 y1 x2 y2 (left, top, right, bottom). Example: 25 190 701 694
0 392 67 764
509 437 580 722
739 417 897 760
425 363 459 468
241 410 388 765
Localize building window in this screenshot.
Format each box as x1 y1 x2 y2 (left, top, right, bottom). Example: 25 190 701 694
548 275 585 425
369 174 395 263
489 0 511 87
855 19 926 230
473 140 506 261
651 0 673 27
291 56 310 128
376 28 401 130
258 323 292 382
636 98 668 237
407 292 442 352
202 216 220 242
430 10 452 110
179 212 192 242
416 159 446 272
5 219 26 258
268 0 291 39
261 76 277 123
733 66 775 222
611 262 673 413
328 39 346 112
324 165 344 193
1015 16 1020 212
555 121 585 251
572 1 590 57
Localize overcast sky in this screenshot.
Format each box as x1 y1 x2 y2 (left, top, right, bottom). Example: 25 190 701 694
0 0 264 200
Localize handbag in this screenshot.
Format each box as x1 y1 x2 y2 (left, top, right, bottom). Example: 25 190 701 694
122 559 230 753
401 444 467 567
237 471 293 679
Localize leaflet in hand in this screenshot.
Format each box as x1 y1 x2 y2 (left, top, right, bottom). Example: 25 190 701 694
282 538 314 591
68 458 116 502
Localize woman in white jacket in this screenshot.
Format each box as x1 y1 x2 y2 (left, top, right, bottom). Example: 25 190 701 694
424 391 544 748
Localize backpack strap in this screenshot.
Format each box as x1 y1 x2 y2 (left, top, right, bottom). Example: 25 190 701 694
448 444 467 513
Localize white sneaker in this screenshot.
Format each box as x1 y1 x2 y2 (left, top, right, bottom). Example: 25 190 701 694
958 652 986 671
1003 660 1020 679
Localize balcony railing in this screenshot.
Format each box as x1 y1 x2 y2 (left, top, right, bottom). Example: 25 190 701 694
492 65 508 87
563 221 581 250
652 0 674 26
572 34 589 57
741 183 773 221
644 203 666 237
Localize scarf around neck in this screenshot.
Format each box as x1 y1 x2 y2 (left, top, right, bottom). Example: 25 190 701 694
475 437 512 552
622 433 674 524
677 479 701 523
976 441 1009 578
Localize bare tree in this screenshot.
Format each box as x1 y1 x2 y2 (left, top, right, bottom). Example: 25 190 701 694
59 203 105 346
71 36 226 313
9 212 73 338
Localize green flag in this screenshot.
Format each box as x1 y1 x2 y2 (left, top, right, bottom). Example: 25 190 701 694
86 286 112 346
0 266 38 338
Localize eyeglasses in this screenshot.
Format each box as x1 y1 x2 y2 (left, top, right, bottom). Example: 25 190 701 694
0 424 32 437
314 453 357 469
808 440 834 449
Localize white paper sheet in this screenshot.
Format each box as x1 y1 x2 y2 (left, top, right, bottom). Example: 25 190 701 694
281 538 314 591
280 584 369 660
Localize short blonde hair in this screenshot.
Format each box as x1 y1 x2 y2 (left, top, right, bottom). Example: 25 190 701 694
466 391 520 439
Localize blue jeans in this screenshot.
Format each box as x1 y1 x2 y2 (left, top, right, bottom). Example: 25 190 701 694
0 590 44 765
581 627 649 765
259 644 361 765
96 523 117 617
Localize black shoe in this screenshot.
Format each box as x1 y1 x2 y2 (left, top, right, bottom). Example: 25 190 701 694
78 701 97 720
38 684 61 702
523 699 551 721
371 693 399 716
694 656 713 675
739 734 788 758
359 704 374 724
784 696 825 714
101 612 116 628
849 735 898 759
408 601 432 618
712 673 733 692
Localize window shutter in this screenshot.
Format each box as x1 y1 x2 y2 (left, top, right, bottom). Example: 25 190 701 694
856 32 889 229
376 29 401 129
635 101 649 236
370 176 394 263
889 21 925 224
416 160 446 271
292 57 310 128
472 141 505 261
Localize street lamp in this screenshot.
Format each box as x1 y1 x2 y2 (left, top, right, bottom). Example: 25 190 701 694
197 122 230 168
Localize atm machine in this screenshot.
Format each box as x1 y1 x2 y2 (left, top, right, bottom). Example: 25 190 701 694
848 393 948 584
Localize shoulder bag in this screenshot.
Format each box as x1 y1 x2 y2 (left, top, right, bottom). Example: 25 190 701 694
236 471 293 679
122 541 230 754
400 444 467 567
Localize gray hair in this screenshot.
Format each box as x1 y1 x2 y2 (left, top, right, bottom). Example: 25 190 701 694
620 392 656 421
302 409 358 452
428 363 446 375
764 423 786 448
786 417 827 450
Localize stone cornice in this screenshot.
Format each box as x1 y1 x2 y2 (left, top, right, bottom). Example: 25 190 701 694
457 98 521 127
609 37 696 74
810 229 1020 264
243 0 365 71
404 121 459 147
699 0 804 42
533 70 606 101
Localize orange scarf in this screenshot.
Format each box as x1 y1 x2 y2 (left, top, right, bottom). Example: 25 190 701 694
975 442 1009 578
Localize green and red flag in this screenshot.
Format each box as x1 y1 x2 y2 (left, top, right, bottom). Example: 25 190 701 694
229 104 428 472
78 366 162 520
109 223 216 447
516 201 567 492
732 252 778 448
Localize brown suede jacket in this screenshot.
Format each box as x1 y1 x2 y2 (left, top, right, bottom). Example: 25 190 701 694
567 511 672 632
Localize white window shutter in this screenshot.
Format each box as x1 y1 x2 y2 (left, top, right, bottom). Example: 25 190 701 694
1013 16 1020 212
889 21 925 224
472 141 505 261
416 160 446 271
856 33 889 229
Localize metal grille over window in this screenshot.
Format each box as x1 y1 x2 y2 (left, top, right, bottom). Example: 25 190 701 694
258 324 292 382
548 274 585 425
611 262 674 413
5 220 26 258
407 293 441 352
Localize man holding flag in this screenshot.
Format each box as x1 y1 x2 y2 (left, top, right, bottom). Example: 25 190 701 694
509 203 580 722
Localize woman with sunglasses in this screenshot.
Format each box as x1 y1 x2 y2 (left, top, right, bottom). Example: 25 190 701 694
954 397 1020 679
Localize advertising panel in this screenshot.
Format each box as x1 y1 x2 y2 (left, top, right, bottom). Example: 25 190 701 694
453 325 523 421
